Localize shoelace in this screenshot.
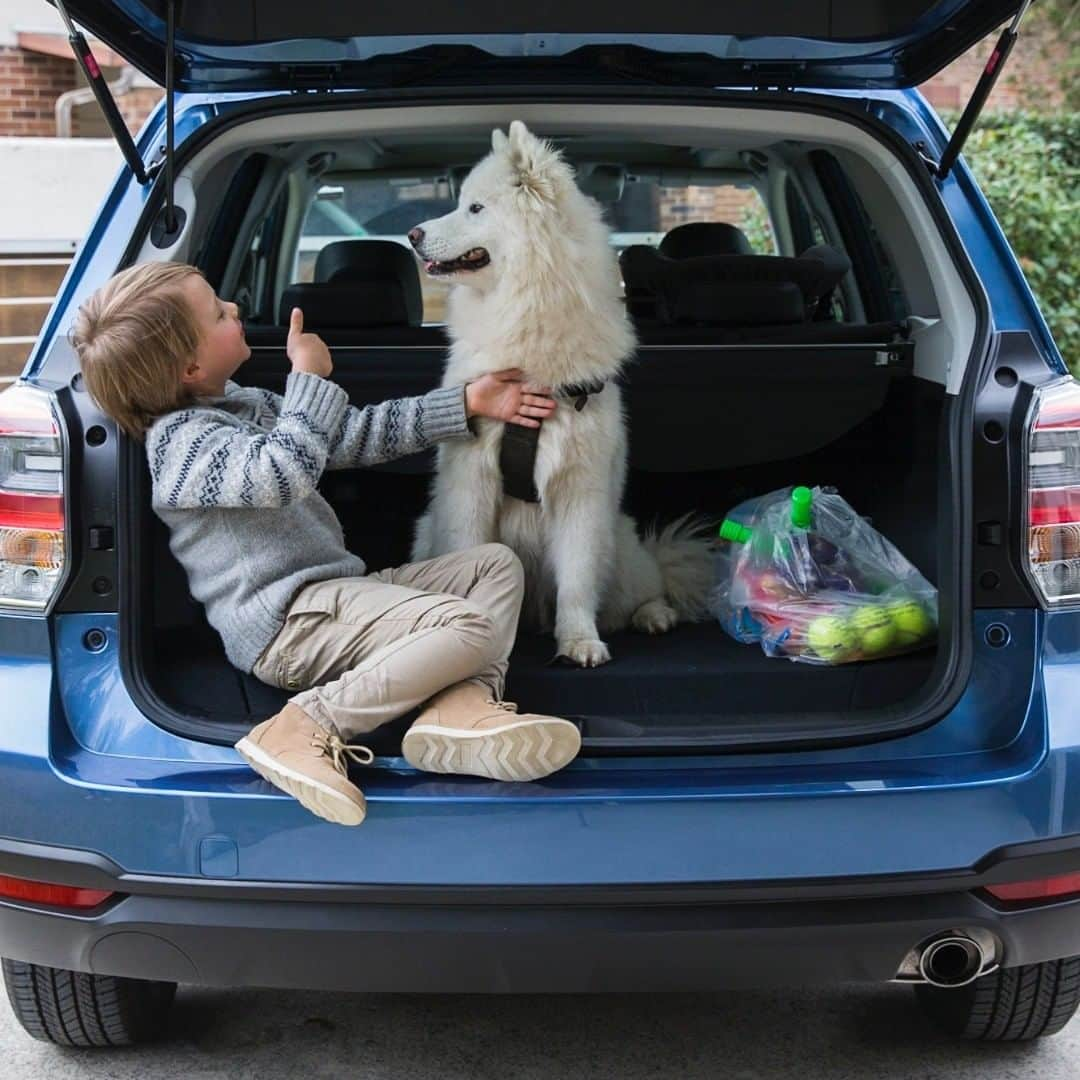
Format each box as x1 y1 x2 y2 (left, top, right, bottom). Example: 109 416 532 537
312 731 375 772
485 699 519 713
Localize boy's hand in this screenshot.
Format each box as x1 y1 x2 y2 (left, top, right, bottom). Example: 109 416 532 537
465 369 556 429
287 308 333 379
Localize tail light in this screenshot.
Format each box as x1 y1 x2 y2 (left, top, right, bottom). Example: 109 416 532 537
0 384 66 611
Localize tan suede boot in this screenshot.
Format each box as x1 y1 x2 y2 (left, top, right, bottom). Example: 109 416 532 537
402 682 581 782
236 704 373 826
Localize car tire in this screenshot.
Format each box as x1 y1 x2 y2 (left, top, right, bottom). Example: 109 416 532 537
1 957 176 1047
914 955 1080 1041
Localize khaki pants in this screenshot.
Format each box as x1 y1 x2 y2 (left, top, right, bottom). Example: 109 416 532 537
252 544 524 740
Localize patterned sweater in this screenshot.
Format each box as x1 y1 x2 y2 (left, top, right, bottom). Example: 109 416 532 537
145 371 470 673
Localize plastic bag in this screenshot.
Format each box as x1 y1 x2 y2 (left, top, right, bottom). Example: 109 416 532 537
707 496 764 643
709 486 937 665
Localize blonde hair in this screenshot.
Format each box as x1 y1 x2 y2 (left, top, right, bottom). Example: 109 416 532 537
70 262 205 439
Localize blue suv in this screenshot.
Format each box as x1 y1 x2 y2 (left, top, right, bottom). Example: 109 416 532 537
2 0 1079 1048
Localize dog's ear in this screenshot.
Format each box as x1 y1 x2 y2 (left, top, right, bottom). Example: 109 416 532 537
507 120 538 173
491 127 508 152
504 120 571 206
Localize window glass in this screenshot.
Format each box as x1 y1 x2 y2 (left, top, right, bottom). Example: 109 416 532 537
287 172 774 323
609 179 775 255
293 175 456 322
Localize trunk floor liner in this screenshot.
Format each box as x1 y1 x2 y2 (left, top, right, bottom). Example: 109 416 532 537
149 623 936 750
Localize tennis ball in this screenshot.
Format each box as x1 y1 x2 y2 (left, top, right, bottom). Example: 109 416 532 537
806 615 857 663
885 599 933 645
851 604 897 655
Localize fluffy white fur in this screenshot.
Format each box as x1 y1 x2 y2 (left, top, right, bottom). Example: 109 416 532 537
411 121 711 666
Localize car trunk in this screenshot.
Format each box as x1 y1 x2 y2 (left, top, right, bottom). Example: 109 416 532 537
131 323 950 753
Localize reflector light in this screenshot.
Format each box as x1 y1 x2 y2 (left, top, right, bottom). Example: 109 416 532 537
0 384 65 611
0 874 112 910
985 871 1080 903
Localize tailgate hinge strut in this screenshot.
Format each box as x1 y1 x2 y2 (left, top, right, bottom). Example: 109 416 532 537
932 0 1033 180
54 0 148 184
157 0 183 244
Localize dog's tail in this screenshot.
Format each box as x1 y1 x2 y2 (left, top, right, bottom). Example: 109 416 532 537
642 513 716 622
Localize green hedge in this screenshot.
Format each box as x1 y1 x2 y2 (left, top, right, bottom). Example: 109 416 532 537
948 111 1079 371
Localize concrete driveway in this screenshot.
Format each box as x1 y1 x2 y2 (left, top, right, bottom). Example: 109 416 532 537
2 983 1078 1079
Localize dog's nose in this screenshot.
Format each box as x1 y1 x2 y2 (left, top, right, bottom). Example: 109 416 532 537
407 227 425 248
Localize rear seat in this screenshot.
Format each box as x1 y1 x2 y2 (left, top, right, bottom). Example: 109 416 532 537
279 239 423 334
658 221 754 258
620 240 851 328
242 239 446 347
616 224 910 470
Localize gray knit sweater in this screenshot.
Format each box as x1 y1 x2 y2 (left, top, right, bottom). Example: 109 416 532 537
145 371 470 673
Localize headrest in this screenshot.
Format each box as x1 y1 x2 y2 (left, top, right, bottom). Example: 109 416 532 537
280 282 411 329
578 164 626 203
799 243 851 281
312 239 422 326
659 222 754 259
620 244 851 326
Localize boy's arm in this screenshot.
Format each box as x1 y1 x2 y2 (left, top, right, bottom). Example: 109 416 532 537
147 371 347 510
325 384 471 470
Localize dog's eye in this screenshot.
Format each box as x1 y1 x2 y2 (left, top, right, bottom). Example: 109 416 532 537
468 203 484 214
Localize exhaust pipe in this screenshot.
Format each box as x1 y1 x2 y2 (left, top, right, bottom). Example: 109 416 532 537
918 934 988 988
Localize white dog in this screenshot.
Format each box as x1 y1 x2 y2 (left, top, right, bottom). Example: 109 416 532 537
410 121 711 666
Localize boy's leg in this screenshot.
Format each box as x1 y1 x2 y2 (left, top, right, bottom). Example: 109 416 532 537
239 545 579 822
375 544 581 782
266 575 509 738
368 542 524 698
239 571 511 825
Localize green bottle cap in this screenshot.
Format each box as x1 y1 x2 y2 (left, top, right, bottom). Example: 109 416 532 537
719 519 753 544
791 486 813 529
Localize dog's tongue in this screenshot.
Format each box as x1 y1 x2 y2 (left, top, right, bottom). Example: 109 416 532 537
425 260 437 272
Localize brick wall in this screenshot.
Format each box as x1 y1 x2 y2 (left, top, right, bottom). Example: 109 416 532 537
921 18 1067 112
117 87 164 134
0 45 163 139
657 186 761 237
71 84 164 138
0 46 77 137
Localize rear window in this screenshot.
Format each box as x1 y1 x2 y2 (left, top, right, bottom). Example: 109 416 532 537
291 175 455 321
609 177 775 255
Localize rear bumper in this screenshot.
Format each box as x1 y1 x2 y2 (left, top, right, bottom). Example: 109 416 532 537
1 837 1078 992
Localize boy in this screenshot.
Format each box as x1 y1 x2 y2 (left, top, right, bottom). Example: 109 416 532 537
71 261 581 826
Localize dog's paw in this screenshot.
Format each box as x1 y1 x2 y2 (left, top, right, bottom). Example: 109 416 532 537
632 599 679 635
557 638 612 668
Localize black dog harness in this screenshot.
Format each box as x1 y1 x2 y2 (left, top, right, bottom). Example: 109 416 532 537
499 378 607 503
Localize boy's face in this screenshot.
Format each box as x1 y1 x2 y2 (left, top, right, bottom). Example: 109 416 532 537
179 274 250 396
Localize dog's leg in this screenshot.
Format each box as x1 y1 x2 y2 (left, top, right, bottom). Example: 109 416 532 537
599 513 678 635
547 493 615 667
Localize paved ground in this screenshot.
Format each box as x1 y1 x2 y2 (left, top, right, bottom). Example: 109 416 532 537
2 983 1078 1079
